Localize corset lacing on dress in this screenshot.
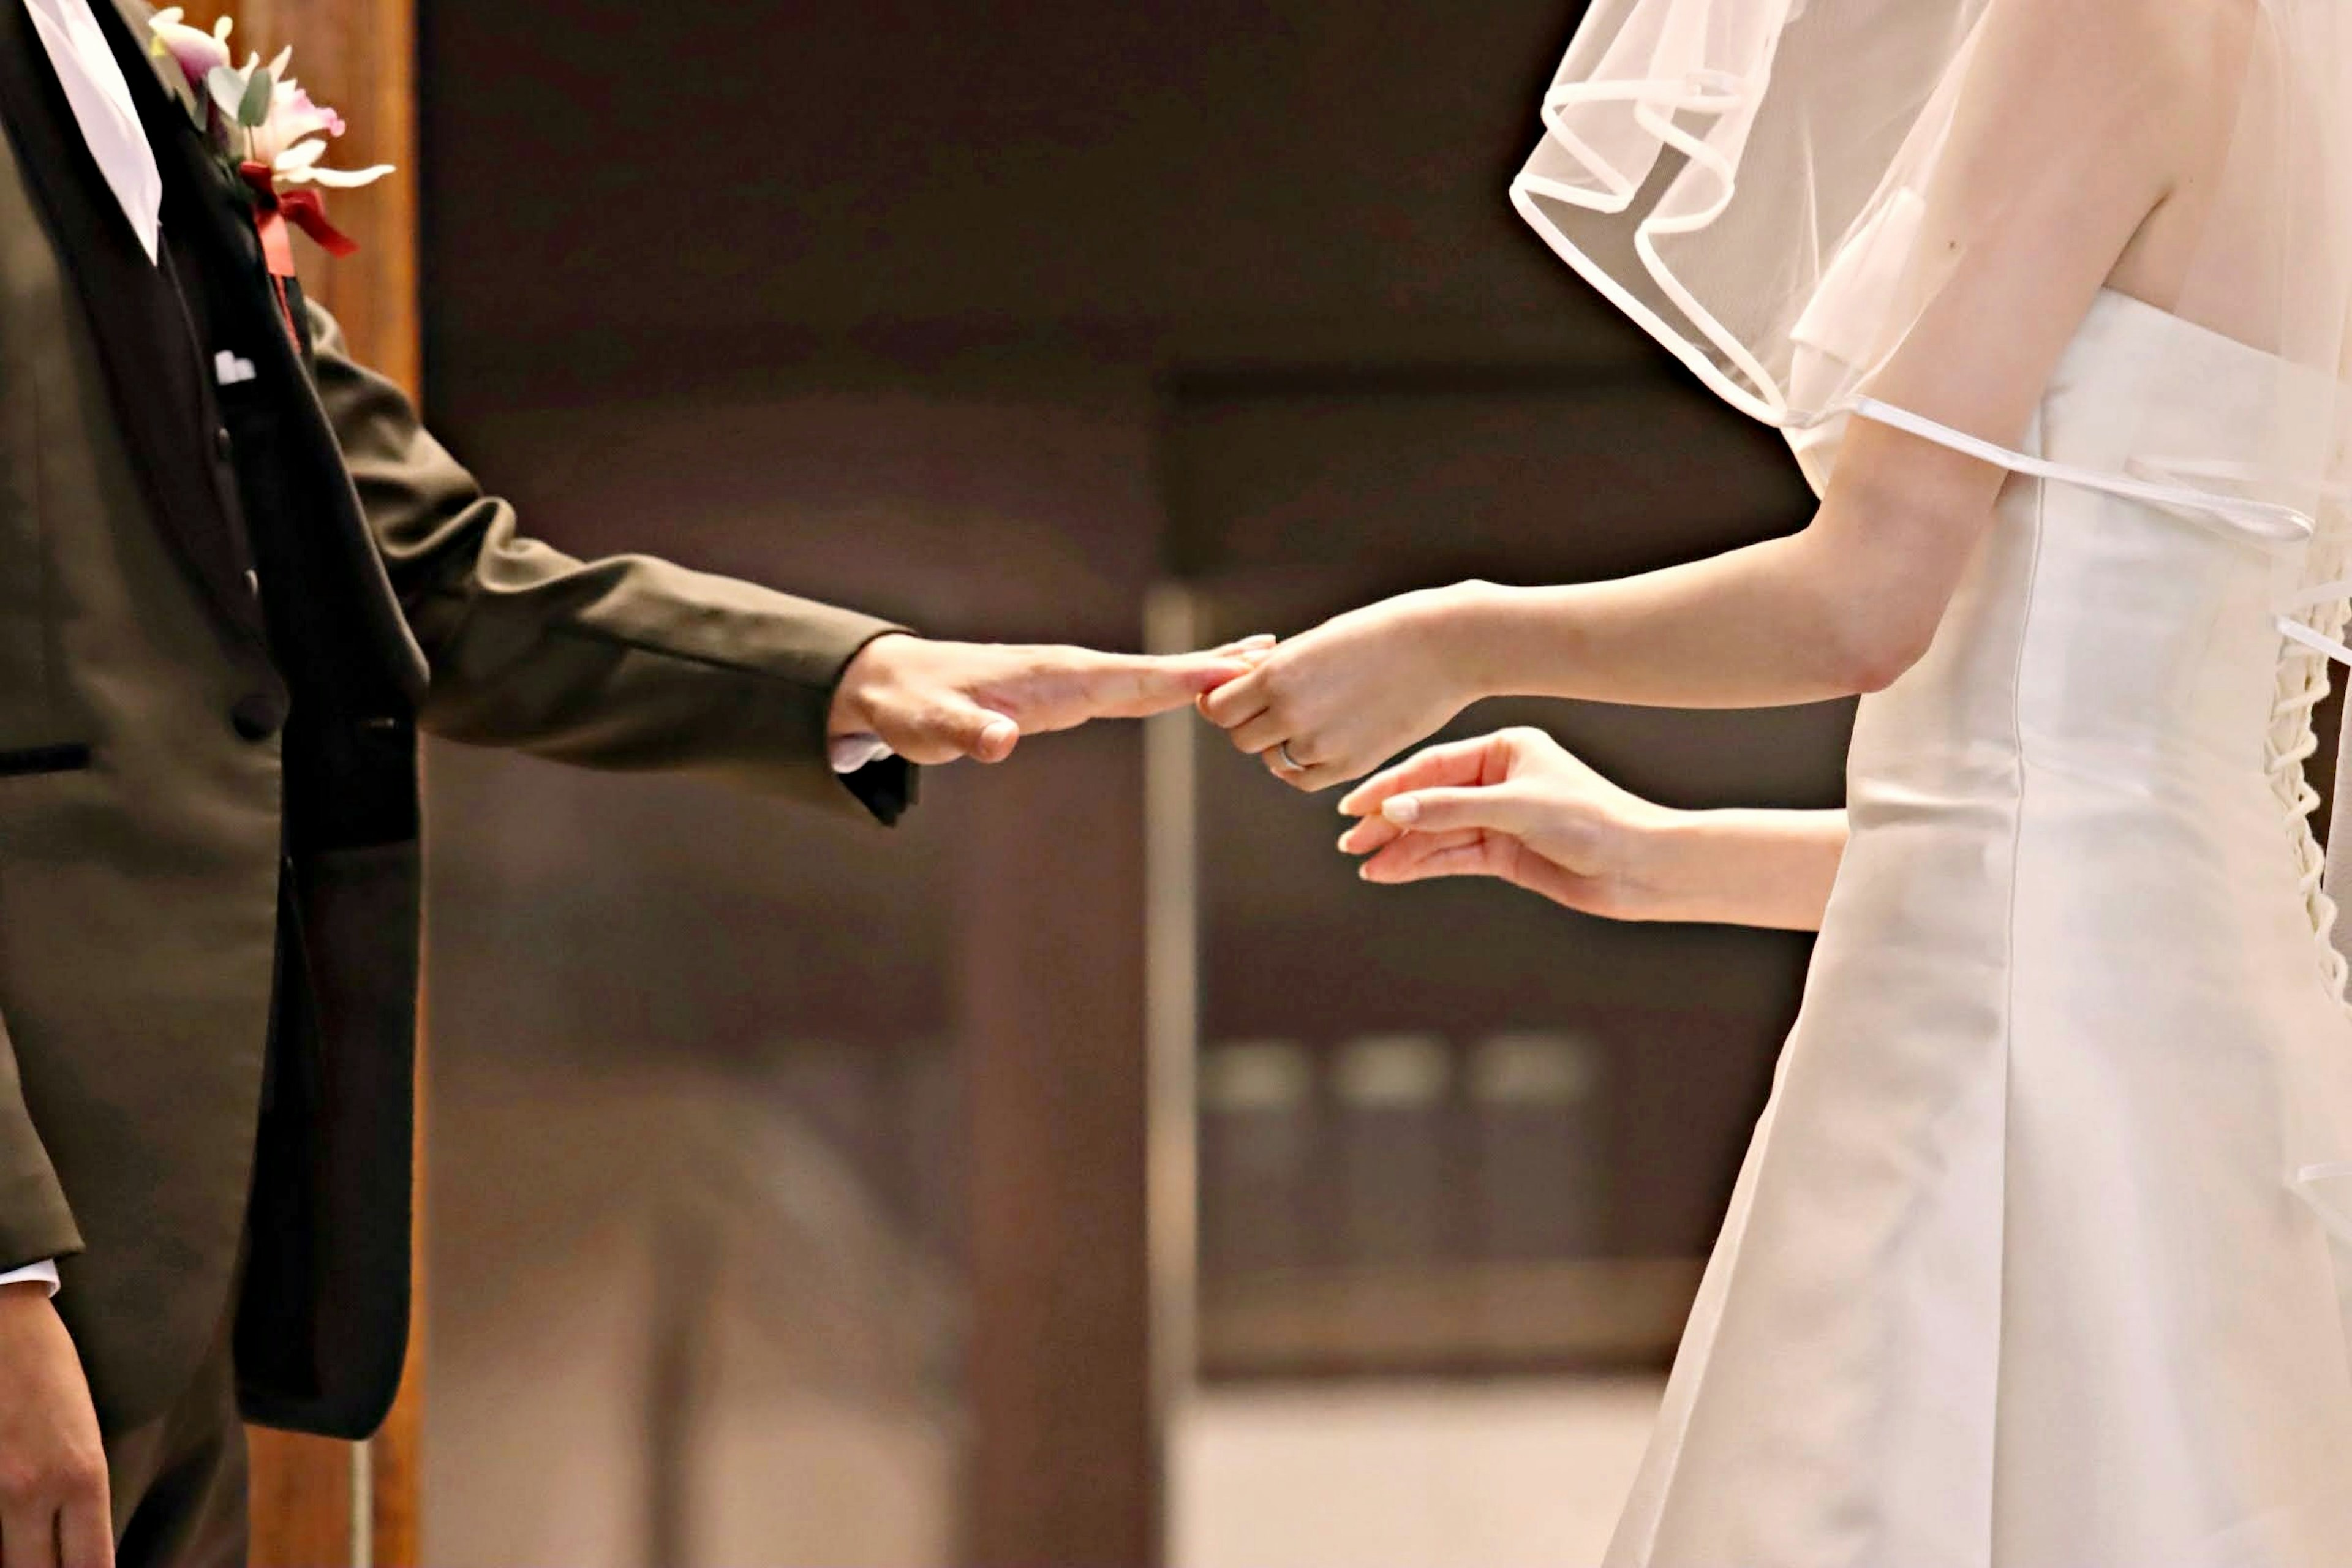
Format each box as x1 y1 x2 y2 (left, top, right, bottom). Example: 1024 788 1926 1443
1844 394 2352 1005
2273 529 2352 1003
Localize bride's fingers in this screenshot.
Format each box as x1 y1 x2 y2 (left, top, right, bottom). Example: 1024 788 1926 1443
1338 814 1405 856
1199 666 1270 725
1336 736 1495 818
1225 709 1298 757
1359 824 1622 914
1357 829 1496 884
1379 783 1547 840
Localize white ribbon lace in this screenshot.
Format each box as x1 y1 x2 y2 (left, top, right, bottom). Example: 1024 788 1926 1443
1831 400 2352 1004
1839 398 2320 544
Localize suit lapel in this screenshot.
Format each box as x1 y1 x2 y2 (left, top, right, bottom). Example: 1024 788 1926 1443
94 0 428 704
88 0 428 703
96 0 284 348
0 1 270 650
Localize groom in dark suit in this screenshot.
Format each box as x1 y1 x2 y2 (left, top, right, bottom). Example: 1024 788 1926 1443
0 2 1251 1563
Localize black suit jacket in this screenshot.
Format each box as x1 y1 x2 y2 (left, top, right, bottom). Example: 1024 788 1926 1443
0 0 910 1438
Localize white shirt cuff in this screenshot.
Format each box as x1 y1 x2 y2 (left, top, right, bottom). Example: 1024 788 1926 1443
829 733 895 774
0 1261 60 1297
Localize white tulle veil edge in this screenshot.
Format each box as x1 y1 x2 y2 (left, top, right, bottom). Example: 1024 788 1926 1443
1511 0 2352 1238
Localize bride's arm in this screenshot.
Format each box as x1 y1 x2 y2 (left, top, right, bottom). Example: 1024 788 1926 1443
1202 0 2219 790
1335 729 1847 932
1457 0 2236 718
1438 417 2007 710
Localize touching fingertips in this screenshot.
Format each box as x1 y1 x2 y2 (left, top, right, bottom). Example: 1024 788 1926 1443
1201 683 1251 723
1193 662 1253 690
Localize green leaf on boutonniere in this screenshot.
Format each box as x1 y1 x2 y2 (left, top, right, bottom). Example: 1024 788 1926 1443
238 68 274 129
206 64 246 121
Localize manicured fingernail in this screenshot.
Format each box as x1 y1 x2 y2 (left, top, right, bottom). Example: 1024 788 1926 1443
1383 796 1420 824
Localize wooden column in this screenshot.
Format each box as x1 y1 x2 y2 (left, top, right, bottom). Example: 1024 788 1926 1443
167 2 422 1562
962 725 1161 1566
955 459 1166 1564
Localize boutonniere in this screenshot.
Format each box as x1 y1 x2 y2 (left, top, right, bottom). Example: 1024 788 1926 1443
145 8 393 344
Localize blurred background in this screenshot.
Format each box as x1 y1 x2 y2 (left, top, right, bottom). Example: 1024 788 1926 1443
394 2 1844 1563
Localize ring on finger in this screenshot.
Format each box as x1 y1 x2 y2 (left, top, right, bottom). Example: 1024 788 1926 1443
1276 739 1306 771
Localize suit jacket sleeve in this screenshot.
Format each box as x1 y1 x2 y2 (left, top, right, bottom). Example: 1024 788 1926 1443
304 301 916 822
0 1008 82 1274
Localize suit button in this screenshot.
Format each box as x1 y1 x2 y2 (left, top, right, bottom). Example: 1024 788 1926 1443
214 428 234 461
230 692 287 741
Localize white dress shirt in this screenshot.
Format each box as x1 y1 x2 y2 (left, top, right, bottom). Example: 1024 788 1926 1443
20 0 160 263
2 0 166 1300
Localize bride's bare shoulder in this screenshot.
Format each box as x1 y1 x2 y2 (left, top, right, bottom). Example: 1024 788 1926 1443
1969 0 2241 95
1952 0 2245 183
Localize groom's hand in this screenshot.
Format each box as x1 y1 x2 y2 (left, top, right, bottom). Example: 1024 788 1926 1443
0 1284 110 1568
829 633 1271 765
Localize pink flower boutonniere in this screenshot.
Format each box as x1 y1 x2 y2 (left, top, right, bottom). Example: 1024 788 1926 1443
146 7 394 344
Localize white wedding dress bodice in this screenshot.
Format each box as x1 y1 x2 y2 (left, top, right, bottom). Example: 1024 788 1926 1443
1609 289 2352 1566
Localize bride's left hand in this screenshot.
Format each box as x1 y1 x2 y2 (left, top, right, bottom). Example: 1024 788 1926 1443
1197 584 1484 790
1333 727 1680 919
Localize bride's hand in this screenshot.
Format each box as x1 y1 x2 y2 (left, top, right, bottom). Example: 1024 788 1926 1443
1197 584 1487 790
1335 727 1684 920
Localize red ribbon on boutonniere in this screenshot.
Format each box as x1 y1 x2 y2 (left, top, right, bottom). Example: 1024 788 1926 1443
238 160 357 349
146 10 396 355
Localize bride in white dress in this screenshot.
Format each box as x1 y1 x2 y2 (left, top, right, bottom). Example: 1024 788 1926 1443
1200 1 2352 1562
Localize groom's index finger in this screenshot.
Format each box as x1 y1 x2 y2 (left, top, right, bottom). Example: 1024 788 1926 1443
1083 649 1255 718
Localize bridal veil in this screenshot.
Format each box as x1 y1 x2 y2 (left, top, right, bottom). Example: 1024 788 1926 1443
1511 0 2352 1231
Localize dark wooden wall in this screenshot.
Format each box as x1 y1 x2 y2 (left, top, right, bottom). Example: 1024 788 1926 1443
412 5 1823 1564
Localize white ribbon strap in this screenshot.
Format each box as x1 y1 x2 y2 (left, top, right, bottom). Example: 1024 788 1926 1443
1825 402 2348 658
2276 576 2352 666
1841 398 2318 545
2293 1161 2352 1243
2277 616 2352 668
